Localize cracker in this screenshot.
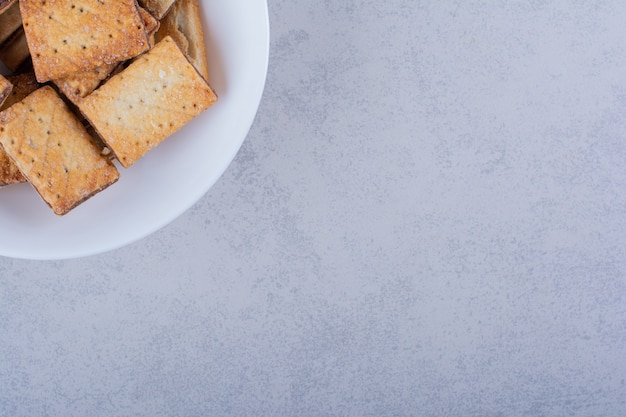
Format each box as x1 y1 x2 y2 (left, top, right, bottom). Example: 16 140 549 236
138 0 176 20
155 0 209 81
20 0 150 82
0 28 30 71
53 6 160 105
0 86 119 214
0 0 21 46
79 36 217 168
0 73 39 185
0 74 11 108
54 62 119 105
138 5 160 47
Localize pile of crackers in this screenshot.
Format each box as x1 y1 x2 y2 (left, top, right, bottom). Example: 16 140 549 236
0 0 217 215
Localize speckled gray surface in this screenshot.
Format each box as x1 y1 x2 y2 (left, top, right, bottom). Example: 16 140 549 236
1 1 626 416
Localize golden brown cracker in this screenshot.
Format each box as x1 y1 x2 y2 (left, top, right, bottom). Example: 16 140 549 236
20 0 150 82
0 86 119 214
79 36 217 168
156 0 209 81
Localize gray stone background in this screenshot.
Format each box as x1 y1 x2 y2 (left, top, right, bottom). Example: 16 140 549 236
2 1 626 416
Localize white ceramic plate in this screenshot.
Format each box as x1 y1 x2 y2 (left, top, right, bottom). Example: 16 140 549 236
0 0 270 260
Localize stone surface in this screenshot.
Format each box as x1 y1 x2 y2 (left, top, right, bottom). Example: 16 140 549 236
1 1 626 415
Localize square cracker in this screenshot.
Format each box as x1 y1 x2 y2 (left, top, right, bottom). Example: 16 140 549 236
0 74 11 108
0 0 21 46
0 86 119 214
20 0 150 82
79 36 217 168
0 73 39 185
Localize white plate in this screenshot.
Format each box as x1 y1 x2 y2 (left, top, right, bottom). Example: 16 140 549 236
0 0 270 260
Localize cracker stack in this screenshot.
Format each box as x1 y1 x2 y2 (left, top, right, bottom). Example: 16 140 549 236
0 0 217 215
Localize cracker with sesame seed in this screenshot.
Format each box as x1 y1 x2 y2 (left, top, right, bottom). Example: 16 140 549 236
0 86 119 214
20 0 150 82
78 36 217 168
